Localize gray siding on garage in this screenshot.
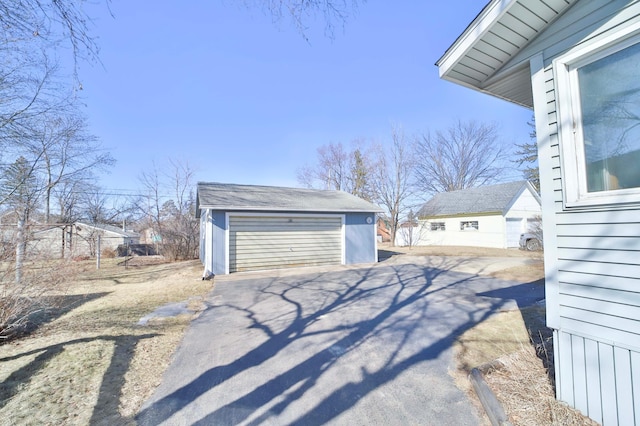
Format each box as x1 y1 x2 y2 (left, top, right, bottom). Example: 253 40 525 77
228 215 343 273
528 2 640 423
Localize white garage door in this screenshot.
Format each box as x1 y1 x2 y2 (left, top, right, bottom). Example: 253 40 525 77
506 218 523 248
229 215 343 273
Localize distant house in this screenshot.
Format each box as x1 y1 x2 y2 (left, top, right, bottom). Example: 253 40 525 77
376 218 391 242
396 181 541 248
438 1 640 424
32 222 139 258
196 182 383 275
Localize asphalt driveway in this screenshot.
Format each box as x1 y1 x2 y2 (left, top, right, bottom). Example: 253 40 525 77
137 256 543 425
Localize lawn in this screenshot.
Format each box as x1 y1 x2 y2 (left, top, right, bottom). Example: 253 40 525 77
0 257 211 425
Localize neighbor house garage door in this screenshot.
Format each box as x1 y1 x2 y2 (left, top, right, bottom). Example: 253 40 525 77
229 215 343 273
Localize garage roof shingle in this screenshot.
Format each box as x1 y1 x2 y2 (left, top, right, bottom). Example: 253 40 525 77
196 182 384 215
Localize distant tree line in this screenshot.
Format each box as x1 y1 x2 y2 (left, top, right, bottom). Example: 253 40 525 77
298 119 536 244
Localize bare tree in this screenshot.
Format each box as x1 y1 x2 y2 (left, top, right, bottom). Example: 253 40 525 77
414 120 506 194
513 117 539 191
0 156 42 282
164 160 199 260
10 109 114 223
395 210 427 248
0 0 101 72
371 127 416 246
138 160 199 261
297 140 375 200
298 142 349 190
249 0 364 39
1 0 102 151
0 1 108 340
81 187 137 226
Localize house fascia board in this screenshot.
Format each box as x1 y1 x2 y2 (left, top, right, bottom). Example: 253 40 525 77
436 0 515 75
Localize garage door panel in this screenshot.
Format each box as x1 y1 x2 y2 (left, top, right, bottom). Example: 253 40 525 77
229 215 343 273
231 245 341 258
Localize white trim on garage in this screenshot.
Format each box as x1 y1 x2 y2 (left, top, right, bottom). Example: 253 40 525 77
225 212 345 273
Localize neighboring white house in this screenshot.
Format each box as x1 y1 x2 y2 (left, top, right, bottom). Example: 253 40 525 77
31 222 139 258
438 1 640 424
396 181 541 248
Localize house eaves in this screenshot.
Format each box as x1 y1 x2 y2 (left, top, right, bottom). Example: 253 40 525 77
436 0 577 107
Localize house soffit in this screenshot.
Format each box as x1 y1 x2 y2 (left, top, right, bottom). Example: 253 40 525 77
436 0 577 107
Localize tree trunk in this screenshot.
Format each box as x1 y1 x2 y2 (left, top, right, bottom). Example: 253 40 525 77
16 218 25 283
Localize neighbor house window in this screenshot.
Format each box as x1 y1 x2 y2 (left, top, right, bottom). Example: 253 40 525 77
430 222 445 231
555 28 640 206
460 221 478 231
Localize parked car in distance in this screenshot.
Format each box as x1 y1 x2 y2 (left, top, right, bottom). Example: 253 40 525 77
519 232 542 251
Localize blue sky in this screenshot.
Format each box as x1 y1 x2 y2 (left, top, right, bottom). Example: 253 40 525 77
78 1 532 192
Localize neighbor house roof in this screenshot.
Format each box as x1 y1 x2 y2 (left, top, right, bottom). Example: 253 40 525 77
196 182 384 216
76 222 139 238
32 222 139 238
436 0 577 107
418 181 539 218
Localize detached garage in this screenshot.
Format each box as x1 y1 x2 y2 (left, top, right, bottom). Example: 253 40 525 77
196 182 383 275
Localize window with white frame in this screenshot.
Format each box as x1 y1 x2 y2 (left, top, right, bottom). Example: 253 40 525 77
555 28 640 207
460 221 478 231
430 222 445 231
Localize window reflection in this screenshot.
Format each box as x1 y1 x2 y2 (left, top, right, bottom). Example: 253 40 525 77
578 41 640 192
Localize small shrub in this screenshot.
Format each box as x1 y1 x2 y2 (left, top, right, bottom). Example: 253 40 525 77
101 248 117 258
0 257 74 341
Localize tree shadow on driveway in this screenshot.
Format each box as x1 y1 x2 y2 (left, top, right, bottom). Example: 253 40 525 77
137 258 531 425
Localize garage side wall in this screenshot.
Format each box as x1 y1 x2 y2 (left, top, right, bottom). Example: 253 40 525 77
345 213 377 265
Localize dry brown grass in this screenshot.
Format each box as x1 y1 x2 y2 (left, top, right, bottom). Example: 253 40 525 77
382 243 543 259
485 347 599 426
0 257 211 425
451 259 596 425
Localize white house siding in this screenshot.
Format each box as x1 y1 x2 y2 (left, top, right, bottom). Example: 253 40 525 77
526 2 640 423
407 215 506 248
504 189 541 218
504 189 543 247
